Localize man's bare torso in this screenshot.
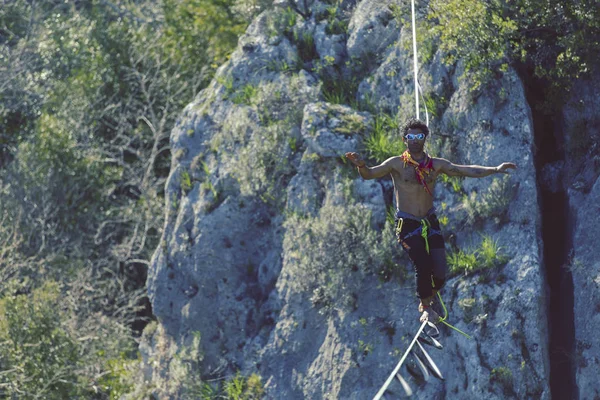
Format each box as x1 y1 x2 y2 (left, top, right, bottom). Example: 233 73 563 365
389 156 441 217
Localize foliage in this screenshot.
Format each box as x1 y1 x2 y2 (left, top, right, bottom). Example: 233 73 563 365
440 173 464 193
0 0 250 282
0 280 141 399
181 170 193 193
429 0 600 97
315 54 360 106
324 5 349 35
313 50 378 107
490 366 514 394
232 84 260 105
321 75 359 105
393 2 439 67
0 282 80 398
267 6 300 38
162 0 248 73
0 0 251 397
296 31 318 62
462 175 514 225
235 121 295 204
223 373 265 400
447 235 509 275
429 0 516 91
284 191 402 314
364 113 405 162
478 235 510 268
447 248 479 275
97 355 140 400
358 339 374 357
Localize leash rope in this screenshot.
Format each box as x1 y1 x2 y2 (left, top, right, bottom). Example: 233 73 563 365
436 291 472 339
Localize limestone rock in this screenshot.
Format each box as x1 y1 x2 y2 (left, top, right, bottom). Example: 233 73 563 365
564 72 600 399
346 0 399 60
142 3 555 399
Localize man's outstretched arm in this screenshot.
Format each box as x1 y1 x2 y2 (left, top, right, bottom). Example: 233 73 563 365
436 158 517 178
345 152 396 179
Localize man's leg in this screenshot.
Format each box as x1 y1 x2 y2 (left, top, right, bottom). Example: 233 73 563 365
427 215 447 295
430 247 447 295
400 235 439 322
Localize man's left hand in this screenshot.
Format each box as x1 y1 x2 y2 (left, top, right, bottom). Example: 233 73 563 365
496 162 517 174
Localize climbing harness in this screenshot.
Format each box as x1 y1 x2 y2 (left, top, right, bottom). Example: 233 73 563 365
395 214 442 255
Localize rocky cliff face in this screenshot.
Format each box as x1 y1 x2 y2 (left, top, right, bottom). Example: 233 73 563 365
141 1 558 398
561 73 600 399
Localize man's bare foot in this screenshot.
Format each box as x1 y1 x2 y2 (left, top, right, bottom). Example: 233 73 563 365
418 296 435 313
420 308 440 323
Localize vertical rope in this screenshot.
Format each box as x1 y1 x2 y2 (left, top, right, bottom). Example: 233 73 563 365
410 0 430 126
411 0 419 119
418 81 429 126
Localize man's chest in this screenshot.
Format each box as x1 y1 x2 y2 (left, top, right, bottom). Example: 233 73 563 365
393 166 437 186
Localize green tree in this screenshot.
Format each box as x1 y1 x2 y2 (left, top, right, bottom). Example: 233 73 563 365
429 0 600 95
1 0 254 397
0 282 82 398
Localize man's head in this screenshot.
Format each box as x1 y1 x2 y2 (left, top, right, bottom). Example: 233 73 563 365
401 118 429 154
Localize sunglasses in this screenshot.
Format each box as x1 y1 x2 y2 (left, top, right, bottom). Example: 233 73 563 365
405 133 425 140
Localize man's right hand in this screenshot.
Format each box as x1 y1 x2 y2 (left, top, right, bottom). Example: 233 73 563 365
345 152 365 167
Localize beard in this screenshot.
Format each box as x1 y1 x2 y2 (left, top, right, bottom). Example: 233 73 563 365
407 142 425 154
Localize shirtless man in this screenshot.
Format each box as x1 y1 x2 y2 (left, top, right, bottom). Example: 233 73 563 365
345 119 517 323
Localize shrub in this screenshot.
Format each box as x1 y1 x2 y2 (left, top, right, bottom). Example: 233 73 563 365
97 356 139 400
463 175 514 225
284 192 402 314
223 373 264 400
320 73 359 105
232 84 259 105
231 122 296 205
364 113 405 161
296 31 318 62
447 235 509 275
440 173 464 193
324 5 348 35
447 249 479 275
0 282 81 398
490 366 513 394
430 0 600 98
478 235 510 269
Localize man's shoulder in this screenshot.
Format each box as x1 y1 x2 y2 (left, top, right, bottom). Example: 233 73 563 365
430 156 447 162
382 155 403 165
384 155 404 170
431 156 450 170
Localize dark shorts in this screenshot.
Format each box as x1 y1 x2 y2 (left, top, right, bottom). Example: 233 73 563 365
395 209 447 299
